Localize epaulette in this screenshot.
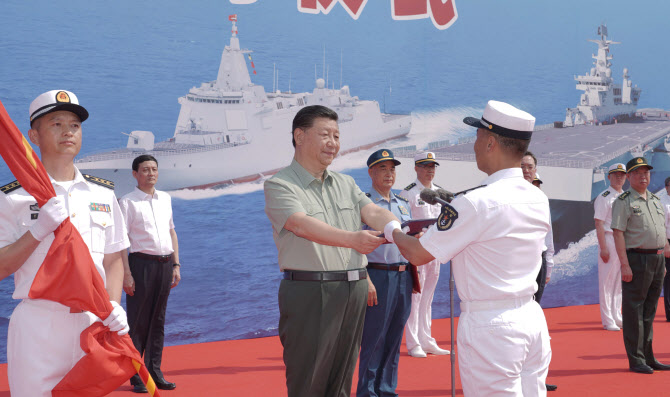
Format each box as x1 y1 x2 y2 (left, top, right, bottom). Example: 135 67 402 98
602 190 611 197
83 174 114 190
651 192 660 200
365 193 371 197
0 180 21 194
618 191 631 200
404 182 416 191
455 184 486 197
434 183 442 189
395 194 409 203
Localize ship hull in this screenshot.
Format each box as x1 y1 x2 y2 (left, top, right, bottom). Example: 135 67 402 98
77 107 411 196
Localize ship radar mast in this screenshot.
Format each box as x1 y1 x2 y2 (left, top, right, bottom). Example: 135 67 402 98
215 15 253 92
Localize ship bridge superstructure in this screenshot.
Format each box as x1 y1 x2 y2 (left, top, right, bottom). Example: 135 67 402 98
169 17 367 147
565 25 641 126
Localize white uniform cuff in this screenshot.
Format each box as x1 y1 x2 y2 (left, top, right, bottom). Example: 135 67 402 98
384 220 402 243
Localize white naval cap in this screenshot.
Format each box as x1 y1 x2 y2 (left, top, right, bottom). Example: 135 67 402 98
533 172 543 184
608 163 626 174
414 151 440 165
463 100 535 140
29 90 89 126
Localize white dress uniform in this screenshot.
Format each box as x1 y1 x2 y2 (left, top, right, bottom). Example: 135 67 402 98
594 185 624 329
0 168 129 397
398 179 444 353
420 168 552 396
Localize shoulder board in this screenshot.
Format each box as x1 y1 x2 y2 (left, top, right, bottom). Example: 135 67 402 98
0 180 21 194
365 193 371 197
404 182 416 191
396 194 409 203
434 183 442 189
618 191 631 200
602 190 611 197
651 192 660 200
455 184 487 196
83 174 114 190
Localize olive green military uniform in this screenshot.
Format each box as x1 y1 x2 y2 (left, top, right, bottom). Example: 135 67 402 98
611 189 667 368
264 159 373 397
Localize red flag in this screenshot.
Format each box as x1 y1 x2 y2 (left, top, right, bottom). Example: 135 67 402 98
0 100 159 396
229 14 237 21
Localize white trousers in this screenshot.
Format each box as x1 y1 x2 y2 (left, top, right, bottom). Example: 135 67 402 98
405 259 440 351
8 299 96 397
597 233 623 328
458 298 552 397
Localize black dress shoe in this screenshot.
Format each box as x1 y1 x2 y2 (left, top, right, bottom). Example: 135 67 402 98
630 364 654 374
131 383 148 393
648 361 670 371
154 377 177 390
546 384 557 391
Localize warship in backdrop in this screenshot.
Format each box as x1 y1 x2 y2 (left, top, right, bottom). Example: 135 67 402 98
394 24 670 250
76 16 411 196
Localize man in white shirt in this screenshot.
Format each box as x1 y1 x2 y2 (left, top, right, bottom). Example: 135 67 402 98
594 163 627 331
394 100 552 396
120 154 181 393
399 152 450 358
0 90 130 396
521 153 555 301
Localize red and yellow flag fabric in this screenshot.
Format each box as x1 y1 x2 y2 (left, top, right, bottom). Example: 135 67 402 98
0 100 159 396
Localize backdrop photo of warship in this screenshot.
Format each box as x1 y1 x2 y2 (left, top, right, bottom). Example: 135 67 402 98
394 24 670 251
75 16 411 197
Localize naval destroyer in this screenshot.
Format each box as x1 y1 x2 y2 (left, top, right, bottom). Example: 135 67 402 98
394 24 670 249
76 16 411 196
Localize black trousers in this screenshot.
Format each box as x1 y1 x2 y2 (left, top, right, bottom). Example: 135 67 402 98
534 251 548 304
622 252 665 367
665 240 670 321
127 253 174 382
278 277 367 397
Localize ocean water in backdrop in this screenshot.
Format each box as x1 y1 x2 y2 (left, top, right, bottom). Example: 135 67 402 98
1 0 669 362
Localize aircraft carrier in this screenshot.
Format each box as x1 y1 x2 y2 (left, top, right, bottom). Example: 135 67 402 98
395 25 670 249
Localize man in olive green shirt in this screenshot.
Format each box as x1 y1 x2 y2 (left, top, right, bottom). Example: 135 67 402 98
611 156 670 374
264 105 402 397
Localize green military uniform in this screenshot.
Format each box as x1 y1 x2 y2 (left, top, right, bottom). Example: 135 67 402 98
264 159 373 397
611 187 667 369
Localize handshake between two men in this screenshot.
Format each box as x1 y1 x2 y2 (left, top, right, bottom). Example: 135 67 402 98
356 188 455 265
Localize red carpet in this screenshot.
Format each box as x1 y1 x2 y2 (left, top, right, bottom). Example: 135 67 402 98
0 302 668 396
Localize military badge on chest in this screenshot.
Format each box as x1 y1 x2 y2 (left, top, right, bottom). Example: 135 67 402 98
437 203 458 231
399 205 409 216
632 205 642 215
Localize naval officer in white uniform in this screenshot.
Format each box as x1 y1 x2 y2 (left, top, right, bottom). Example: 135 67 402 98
393 100 552 396
594 163 627 331
399 152 449 357
0 90 130 396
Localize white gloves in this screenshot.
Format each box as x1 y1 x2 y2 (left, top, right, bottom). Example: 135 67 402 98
103 301 130 336
29 197 67 241
383 220 402 243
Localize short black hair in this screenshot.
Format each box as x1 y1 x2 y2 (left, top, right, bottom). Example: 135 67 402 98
132 154 158 171
291 105 338 147
665 176 670 187
523 150 537 166
482 131 530 159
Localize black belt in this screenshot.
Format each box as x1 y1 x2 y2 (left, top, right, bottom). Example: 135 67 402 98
367 262 409 272
283 269 367 282
130 252 173 263
627 248 663 255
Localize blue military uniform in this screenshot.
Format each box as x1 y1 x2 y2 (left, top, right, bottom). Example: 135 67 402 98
357 187 413 397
